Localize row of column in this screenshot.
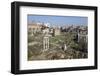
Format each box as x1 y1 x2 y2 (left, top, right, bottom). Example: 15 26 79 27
43 36 49 51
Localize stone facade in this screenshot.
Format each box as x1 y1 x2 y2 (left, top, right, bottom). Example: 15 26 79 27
78 29 88 43
28 23 42 35
53 28 61 36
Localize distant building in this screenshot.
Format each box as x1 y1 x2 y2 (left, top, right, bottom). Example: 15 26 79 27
78 28 88 43
28 23 43 36
78 28 87 35
28 22 51 34
53 27 61 36
78 34 88 43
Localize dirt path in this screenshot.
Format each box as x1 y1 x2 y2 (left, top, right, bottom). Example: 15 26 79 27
28 42 40 46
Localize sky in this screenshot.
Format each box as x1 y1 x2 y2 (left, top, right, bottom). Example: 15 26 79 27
28 15 88 26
